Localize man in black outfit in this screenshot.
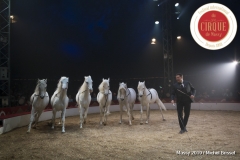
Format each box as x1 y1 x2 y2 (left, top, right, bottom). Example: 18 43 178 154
171 73 196 134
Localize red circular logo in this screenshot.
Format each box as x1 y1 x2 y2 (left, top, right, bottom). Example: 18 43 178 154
198 11 229 42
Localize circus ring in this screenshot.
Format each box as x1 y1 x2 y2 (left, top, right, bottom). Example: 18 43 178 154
0 100 240 159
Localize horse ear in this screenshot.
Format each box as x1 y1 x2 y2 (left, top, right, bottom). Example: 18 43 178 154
45 79 47 83
108 78 110 82
102 78 104 81
143 81 145 85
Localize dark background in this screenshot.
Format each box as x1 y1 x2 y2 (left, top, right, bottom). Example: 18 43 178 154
10 0 240 100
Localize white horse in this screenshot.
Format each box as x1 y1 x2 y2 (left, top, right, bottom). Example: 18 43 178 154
51 77 69 133
76 76 93 128
117 82 136 125
97 78 112 125
27 79 49 133
137 81 166 124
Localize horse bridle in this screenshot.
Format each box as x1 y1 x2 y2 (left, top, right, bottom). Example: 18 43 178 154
80 81 91 94
99 86 111 109
139 87 152 99
100 85 111 95
121 87 130 98
55 80 69 97
34 92 48 101
34 83 48 98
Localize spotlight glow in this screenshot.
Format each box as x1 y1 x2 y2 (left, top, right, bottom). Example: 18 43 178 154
152 38 156 42
177 17 179 19
233 60 238 65
175 3 179 7
177 36 181 39
155 21 159 24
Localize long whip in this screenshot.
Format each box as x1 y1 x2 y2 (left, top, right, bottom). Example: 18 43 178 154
177 89 194 102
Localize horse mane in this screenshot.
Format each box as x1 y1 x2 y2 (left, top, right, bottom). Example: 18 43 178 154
79 81 87 93
98 80 108 92
54 76 67 94
117 87 120 99
117 83 127 99
34 79 47 94
34 81 40 94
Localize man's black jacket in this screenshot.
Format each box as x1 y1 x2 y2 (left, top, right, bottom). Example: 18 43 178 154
171 81 196 103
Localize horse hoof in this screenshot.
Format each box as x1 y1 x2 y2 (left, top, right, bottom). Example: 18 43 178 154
132 117 134 120
140 122 143 125
62 130 65 133
129 123 132 126
119 121 122 124
163 119 166 121
80 126 82 129
145 121 148 124
103 123 106 126
84 121 86 124
27 130 30 133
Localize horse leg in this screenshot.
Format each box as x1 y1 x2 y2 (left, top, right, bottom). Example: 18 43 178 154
51 109 56 129
61 108 66 133
27 107 35 133
103 107 106 125
140 104 143 125
158 103 165 121
59 112 63 124
104 106 109 126
131 103 134 120
79 105 83 128
33 111 42 129
83 106 89 124
33 112 37 125
126 103 132 125
146 104 150 124
32 112 38 129
119 104 123 124
107 105 110 115
99 106 103 125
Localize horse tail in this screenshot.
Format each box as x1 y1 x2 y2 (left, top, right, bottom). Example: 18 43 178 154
156 98 167 111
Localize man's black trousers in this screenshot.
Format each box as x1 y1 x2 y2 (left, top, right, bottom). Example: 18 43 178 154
177 100 191 130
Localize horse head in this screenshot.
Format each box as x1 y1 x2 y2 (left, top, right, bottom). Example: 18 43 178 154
60 77 69 90
100 78 110 95
137 81 146 97
85 75 93 93
118 82 127 101
38 79 47 99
